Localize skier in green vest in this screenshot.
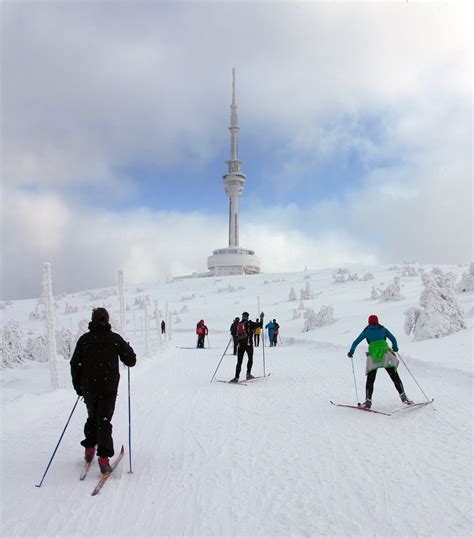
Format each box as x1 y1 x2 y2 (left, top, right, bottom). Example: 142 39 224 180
347 315 413 409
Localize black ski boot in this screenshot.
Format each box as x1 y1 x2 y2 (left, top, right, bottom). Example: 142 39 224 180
400 392 414 405
359 399 372 409
246 373 255 380
229 377 239 384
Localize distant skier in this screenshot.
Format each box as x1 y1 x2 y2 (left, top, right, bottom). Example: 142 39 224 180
265 319 276 347
161 320 166 334
272 319 280 346
347 315 413 409
70 308 136 474
230 311 264 383
253 318 261 347
196 319 208 348
230 317 240 355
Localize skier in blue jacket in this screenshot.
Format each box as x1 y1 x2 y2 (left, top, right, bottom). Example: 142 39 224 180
347 315 413 409
265 320 276 347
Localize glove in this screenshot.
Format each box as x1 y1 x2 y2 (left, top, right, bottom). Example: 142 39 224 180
393 347 399 353
347 352 353 358
260 312 264 319
75 388 83 397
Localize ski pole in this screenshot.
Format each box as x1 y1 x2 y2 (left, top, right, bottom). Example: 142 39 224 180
210 336 233 382
206 334 211 348
397 353 433 404
35 396 80 487
262 317 266 377
350 356 360 404
128 366 132 473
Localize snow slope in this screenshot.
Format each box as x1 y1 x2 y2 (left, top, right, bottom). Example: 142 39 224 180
1 265 472 537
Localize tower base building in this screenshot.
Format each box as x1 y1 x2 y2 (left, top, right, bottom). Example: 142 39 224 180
207 247 260 276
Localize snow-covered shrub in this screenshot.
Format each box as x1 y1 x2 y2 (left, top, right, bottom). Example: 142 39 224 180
401 265 418 277
1 320 26 368
304 274 311 280
456 262 474 293
363 272 374 281
64 303 79 314
180 305 189 313
218 284 235 293
181 293 196 301
75 318 89 343
134 295 151 309
88 288 116 301
288 287 297 302
174 316 182 324
292 309 302 320
404 268 466 340
370 286 381 300
263 280 269 285
56 328 73 360
333 268 358 283
298 301 306 310
26 335 48 362
29 305 45 320
303 305 336 332
379 277 405 302
300 281 314 300
388 265 400 271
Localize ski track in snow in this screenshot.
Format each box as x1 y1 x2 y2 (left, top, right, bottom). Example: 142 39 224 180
1 266 473 537
2 338 472 537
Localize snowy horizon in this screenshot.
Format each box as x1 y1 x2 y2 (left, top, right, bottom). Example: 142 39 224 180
1 2 472 300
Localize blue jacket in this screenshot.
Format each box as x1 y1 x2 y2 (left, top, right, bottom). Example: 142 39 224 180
349 324 398 356
265 321 276 334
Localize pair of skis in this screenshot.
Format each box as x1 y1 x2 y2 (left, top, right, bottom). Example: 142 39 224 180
216 373 272 386
79 445 125 496
330 399 434 416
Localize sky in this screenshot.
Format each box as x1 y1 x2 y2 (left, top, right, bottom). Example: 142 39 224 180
1 1 472 300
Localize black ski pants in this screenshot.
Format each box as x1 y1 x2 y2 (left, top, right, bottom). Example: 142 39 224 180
81 392 117 458
232 336 238 355
366 367 405 400
197 335 205 348
254 333 260 347
235 343 254 379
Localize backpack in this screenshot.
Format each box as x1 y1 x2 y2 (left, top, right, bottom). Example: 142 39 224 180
236 322 248 341
196 324 205 335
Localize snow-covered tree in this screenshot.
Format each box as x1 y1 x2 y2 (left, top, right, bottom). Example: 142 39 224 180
333 268 358 283
303 305 336 332
300 281 314 300
292 309 302 320
298 301 306 310
288 287 297 302
401 265 418 277
144 303 150 356
404 268 466 340
456 262 474 293
56 328 73 360
64 303 78 315
26 335 48 362
370 286 381 300
1 320 25 368
363 272 374 281
379 277 405 302
42 263 59 389
75 318 89 344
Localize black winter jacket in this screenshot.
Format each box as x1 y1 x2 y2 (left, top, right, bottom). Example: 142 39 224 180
70 321 136 397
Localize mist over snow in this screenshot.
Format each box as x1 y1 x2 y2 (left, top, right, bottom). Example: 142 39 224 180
1 2 472 300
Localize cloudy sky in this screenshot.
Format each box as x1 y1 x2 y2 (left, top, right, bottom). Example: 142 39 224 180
1 1 472 300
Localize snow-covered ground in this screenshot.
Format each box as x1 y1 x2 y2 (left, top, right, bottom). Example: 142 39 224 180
1 265 472 537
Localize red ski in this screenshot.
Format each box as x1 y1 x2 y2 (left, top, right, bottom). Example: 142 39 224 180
91 445 125 496
329 400 392 416
245 373 271 382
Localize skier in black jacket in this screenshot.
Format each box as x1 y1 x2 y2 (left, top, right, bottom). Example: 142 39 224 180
230 317 240 355
230 311 264 383
70 308 136 473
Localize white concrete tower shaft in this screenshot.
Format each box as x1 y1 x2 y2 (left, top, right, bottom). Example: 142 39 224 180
223 68 246 248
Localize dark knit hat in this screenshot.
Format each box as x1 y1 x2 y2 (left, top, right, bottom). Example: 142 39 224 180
368 314 379 325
